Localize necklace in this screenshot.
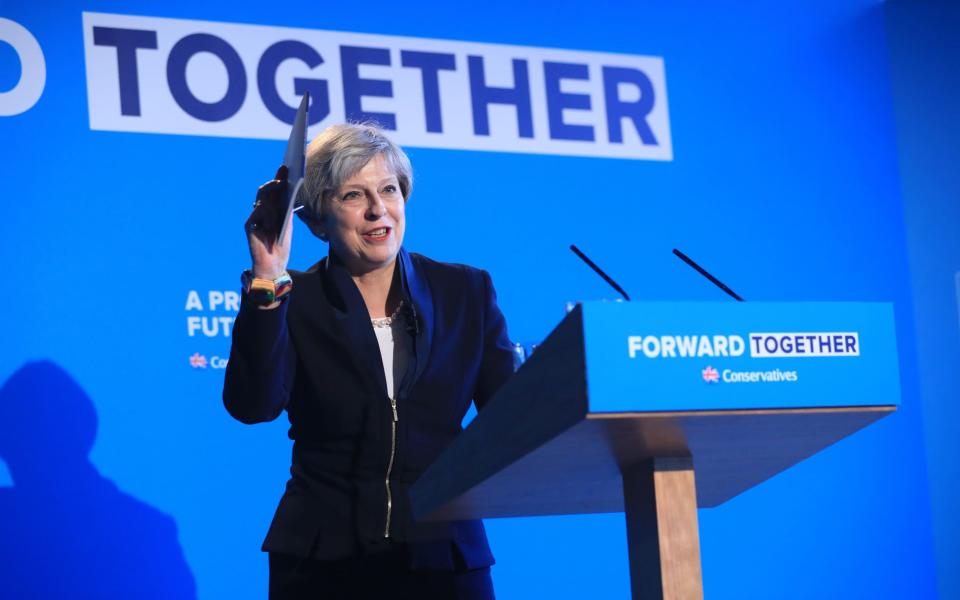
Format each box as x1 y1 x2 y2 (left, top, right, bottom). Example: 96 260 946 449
371 301 404 329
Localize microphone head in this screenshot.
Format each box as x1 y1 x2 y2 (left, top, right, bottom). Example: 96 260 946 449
403 302 420 337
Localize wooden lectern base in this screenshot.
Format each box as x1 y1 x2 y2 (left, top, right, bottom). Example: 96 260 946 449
623 457 703 600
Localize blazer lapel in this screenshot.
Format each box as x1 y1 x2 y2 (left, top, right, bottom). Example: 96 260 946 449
398 248 434 389
323 254 389 397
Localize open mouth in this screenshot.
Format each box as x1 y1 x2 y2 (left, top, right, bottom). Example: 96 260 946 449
362 227 391 241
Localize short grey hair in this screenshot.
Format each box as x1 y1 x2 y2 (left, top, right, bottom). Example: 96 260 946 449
300 123 413 221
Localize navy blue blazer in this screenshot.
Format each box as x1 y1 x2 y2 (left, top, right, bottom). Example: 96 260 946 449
223 248 514 570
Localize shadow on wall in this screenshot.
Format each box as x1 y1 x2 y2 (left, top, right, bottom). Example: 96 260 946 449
0 361 196 599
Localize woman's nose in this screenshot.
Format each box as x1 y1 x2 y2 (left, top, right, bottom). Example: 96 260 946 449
367 193 386 217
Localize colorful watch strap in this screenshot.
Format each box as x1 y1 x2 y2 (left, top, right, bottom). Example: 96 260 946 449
241 270 292 305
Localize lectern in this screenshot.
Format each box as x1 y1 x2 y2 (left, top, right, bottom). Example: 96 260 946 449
410 302 899 599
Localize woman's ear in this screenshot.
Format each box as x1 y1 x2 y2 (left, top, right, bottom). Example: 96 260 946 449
298 203 329 242
308 219 328 242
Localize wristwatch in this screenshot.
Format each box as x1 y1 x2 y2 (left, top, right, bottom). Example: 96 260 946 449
241 270 293 305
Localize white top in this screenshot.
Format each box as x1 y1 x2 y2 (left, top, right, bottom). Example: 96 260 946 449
373 317 412 399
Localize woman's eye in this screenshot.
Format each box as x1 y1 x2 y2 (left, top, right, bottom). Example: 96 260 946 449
342 191 362 201
382 184 398 194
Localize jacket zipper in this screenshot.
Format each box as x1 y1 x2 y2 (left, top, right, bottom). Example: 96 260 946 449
384 293 416 539
384 396 398 538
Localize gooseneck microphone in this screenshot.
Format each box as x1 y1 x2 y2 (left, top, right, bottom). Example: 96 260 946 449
569 245 744 302
404 300 420 337
569 245 632 301
672 248 744 301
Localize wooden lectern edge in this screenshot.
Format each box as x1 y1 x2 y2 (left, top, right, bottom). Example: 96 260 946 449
584 405 896 420
593 404 897 510
413 403 896 522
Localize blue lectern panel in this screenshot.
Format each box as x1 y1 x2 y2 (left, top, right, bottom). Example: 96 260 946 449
581 301 900 412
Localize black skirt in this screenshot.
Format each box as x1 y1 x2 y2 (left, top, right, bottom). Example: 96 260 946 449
268 542 495 600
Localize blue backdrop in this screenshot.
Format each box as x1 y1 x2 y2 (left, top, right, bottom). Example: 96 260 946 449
0 1 943 598
886 1 960 598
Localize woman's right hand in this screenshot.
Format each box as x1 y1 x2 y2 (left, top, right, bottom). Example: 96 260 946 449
245 166 293 279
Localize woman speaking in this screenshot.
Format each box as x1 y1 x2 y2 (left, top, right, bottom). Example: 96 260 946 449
223 123 514 599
